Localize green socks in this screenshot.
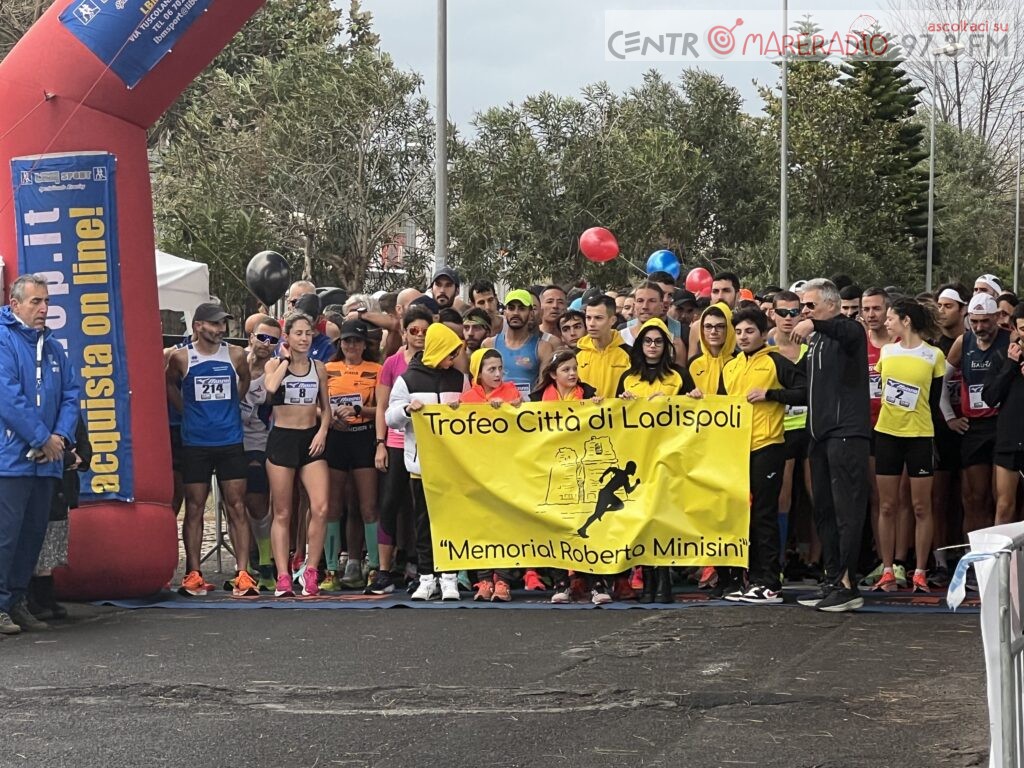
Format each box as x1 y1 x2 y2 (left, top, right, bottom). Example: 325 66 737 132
364 522 379 569
325 521 341 571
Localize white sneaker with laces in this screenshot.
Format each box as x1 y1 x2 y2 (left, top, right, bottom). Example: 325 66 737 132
440 573 461 601
551 585 572 604
411 574 438 601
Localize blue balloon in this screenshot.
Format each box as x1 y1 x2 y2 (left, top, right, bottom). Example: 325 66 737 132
646 250 680 280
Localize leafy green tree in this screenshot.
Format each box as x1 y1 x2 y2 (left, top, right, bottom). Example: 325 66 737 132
154 0 434 300
450 71 770 288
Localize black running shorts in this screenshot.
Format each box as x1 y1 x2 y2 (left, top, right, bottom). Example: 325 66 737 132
873 432 934 478
181 443 248 485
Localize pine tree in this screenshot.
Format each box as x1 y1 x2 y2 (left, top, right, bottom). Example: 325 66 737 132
841 27 931 269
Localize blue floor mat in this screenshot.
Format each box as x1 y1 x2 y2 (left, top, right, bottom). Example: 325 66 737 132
96 587 980 613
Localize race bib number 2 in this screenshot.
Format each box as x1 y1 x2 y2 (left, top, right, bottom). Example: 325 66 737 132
883 378 920 411
195 376 230 401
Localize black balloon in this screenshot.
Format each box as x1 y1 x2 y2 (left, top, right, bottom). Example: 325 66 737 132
245 251 290 306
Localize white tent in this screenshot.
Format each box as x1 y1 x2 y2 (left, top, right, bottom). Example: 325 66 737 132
155 250 210 326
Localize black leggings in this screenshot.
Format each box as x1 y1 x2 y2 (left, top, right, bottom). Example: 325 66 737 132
378 447 411 547
411 477 452 575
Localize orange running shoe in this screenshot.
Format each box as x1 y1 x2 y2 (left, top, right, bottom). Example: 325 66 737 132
523 569 545 591
473 580 494 601
491 579 512 602
873 571 898 592
911 571 931 593
630 567 644 591
698 566 718 590
232 570 260 597
179 570 208 597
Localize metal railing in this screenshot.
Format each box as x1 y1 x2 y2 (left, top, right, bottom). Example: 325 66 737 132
997 536 1024 768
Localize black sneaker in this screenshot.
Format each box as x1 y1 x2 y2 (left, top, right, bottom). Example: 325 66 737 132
366 570 394 595
797 582 835 607
928 566 951 588
730 584 784 604
816 586 864 613
10 598 48 630
710 577 743 600
0 611 21 635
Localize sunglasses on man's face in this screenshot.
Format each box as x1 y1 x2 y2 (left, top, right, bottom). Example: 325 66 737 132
774 308 801 318
406 326 427 336
254 333 280 345
801 302 817 311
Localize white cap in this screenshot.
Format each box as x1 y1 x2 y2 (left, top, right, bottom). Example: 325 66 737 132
937 287 966 305
974 274 1003 295
789 280 808 293
968 293 999 315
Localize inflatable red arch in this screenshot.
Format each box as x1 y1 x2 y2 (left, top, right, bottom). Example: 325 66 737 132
0 0 265 599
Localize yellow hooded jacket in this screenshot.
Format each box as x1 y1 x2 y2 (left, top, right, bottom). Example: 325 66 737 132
618 318 689 398
722 343 807 451
422 323 464 367
688 303 737 395
576 329 631 399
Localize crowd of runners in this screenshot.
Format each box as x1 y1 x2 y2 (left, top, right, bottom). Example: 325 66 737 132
164 266 1024 613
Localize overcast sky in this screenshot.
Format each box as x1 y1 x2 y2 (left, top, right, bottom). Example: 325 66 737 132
359 0 778 127
359 0 917 128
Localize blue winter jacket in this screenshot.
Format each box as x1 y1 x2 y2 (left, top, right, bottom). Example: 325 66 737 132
0 306 81 478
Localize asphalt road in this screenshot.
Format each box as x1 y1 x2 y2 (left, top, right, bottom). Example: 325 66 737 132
0 603 989 768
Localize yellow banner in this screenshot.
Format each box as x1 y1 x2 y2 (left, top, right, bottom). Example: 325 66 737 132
415 395 752 574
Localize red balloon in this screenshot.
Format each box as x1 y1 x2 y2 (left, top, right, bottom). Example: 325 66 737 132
686 267 713 294
579 227 619 263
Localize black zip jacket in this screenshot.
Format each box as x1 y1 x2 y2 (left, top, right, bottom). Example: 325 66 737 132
982 350 1024 454
805 315 871 441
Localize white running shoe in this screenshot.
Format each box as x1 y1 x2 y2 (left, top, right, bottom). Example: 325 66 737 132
410 574 439 601
440 573 461 601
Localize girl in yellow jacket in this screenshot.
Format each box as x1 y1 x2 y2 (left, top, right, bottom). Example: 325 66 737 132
616 318 696 603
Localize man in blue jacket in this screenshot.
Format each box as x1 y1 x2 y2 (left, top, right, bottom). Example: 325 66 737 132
0 274 80 634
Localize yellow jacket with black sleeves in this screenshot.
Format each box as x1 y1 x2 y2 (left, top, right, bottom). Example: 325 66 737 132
722 344 807 452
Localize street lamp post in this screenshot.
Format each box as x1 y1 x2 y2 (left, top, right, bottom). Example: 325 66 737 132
779 0 788 287
1014 108 1023 293
926 43 964 292
434 0 448 275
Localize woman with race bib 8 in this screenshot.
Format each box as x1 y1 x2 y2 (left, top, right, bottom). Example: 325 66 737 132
871 298 946 594
264 312 332 597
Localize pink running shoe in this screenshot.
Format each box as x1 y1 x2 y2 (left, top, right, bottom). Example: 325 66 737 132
301 567 320 597
274 572 293 597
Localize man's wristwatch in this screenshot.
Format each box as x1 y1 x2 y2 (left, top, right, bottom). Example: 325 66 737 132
375 438 386 445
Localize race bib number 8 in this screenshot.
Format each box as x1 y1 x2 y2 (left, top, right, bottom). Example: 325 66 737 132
195 375 230 401
285 380 316 405
883 378 920 411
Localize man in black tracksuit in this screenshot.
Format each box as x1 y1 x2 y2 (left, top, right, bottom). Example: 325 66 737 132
790 279 870 612
983 303 1024 527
